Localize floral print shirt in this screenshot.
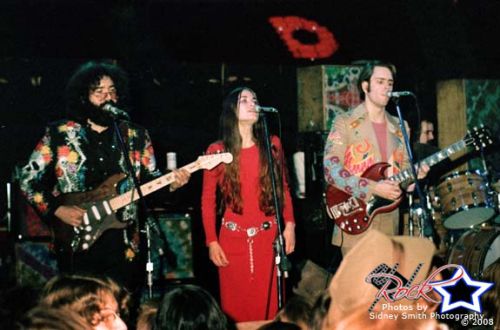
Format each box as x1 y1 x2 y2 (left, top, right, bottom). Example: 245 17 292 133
19 119 161 223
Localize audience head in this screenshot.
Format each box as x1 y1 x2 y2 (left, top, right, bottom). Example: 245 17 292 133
275 295 313 330
154 284 227 330
15 306 92 330
40 274 127 330
310 291 331 330
136 300 159 330
257 320 301 330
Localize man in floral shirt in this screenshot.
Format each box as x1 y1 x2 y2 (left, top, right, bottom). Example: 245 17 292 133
19 61 190 293
323 61 429 254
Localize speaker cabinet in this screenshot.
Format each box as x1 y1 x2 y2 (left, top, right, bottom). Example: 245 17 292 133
152 212 194 280
297 65 362 132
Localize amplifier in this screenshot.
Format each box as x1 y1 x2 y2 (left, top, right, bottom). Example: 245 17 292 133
151 212 194 280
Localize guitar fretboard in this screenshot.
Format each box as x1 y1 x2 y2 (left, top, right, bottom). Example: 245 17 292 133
390 139 466 184
108 161 202 210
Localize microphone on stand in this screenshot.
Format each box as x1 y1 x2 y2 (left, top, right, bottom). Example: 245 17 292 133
387 91 414 98
102 102 130 120
255 105 279 113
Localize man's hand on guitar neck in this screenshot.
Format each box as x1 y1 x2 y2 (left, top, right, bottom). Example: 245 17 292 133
407 164 431 193
373 180 402 201
54 205 86 227
169 168 191 192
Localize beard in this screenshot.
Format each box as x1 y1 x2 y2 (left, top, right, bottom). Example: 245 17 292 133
85 102 116 127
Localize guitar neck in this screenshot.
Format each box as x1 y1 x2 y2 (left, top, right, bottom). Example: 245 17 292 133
108 161 201 211
390 139 466 184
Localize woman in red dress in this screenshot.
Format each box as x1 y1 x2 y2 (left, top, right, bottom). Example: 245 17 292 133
201 87 296 322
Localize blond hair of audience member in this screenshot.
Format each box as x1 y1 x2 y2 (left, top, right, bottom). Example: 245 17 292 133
136 300 159 330
15 306 93 330
40 275 127 330
481 258 500 329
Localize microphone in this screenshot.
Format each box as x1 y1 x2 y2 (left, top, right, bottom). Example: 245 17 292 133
255 105 279 113
387 91 414 98
101 102 130 120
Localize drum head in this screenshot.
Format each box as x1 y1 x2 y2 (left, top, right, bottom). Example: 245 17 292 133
443 208 495 229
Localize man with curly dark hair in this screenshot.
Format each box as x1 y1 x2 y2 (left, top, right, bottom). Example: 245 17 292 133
18 61 190 294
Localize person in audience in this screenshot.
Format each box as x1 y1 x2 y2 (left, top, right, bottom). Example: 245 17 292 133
310 291 331 330
39 274 128 330
275 295 313 330
136 299 159 330
201 87 296 321
257 320 301 330
154 284 228 330
15 306 93 330
324 230 444 330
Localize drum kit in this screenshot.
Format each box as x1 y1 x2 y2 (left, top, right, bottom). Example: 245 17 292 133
408 169 500 279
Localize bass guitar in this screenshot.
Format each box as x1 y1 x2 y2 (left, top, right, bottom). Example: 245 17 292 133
53 152 233 252
325 126 492 235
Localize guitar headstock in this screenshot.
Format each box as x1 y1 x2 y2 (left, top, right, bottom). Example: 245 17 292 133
465 125 493 151
197 152 234 170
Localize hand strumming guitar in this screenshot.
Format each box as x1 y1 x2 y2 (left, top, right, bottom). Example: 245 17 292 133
373 180 402 201
54 205 86 227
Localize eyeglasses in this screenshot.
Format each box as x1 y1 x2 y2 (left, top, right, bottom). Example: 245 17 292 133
90 88 117 99
99 308 121 324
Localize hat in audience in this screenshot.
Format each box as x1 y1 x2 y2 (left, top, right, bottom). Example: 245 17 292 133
327 230 436 319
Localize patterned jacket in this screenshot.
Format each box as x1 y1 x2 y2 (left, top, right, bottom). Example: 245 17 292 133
19 119 161 223
324 103 410 202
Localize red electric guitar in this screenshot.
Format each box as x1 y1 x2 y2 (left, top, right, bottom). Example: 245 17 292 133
325 126 492 235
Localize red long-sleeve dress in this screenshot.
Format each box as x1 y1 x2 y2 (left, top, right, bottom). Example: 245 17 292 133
201 137 295 322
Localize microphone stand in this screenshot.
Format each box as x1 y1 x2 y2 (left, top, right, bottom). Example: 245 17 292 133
259 112 290 313
392 97 435 241
111 117 164 299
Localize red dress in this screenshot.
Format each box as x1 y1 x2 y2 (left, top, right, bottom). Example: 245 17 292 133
201 137 295 322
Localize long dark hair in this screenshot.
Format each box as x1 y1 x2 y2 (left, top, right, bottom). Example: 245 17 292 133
65 60 130 123
154 284 227 330
219 87 284 215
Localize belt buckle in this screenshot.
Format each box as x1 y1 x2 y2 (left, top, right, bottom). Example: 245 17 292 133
247 227 257 237
226 222 237 231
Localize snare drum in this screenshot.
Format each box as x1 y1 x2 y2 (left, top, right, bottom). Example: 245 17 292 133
448 228 500 279
436 171 494 229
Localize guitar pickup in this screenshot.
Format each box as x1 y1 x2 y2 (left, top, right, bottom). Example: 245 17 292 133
328 197 362 218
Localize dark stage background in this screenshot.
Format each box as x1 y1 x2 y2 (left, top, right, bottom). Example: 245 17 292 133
0 0 499 295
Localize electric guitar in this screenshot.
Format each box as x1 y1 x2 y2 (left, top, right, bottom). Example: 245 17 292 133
52 152 233 252
325 126 492 235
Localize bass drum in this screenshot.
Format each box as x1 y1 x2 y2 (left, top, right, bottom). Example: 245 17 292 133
448 228 500 279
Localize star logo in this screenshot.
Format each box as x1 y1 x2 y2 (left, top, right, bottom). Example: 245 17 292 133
432 266 494 313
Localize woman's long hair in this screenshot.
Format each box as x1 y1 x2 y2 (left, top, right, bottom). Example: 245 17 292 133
219 87 284 215
65 60 130 123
